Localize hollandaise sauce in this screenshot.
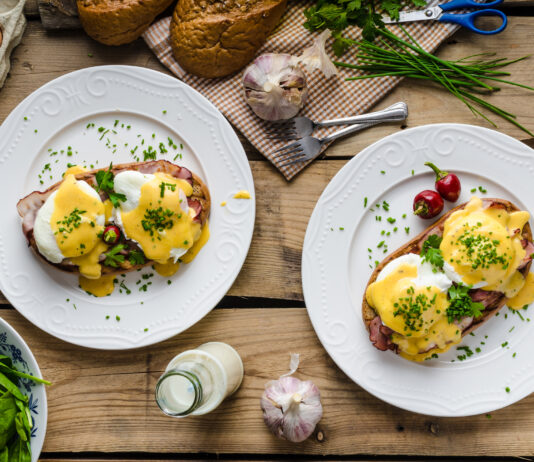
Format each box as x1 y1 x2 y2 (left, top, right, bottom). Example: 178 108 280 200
118 173 200 264
440 196 529 297
233 190 251 199
50 174 104 268
366 262 459 361
79 274 116 297
508 272 534 309
51 174 105 260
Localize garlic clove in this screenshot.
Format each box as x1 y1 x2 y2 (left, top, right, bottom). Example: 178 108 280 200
297 30 338 79
261 356 323 443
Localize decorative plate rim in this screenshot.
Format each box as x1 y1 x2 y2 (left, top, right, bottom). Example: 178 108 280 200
0 65 255 350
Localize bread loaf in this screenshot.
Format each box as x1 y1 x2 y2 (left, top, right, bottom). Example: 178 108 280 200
77 0 174 46
170 0 287 78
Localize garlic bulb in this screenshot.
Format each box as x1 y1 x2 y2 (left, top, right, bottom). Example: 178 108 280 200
260 354 323 443
243 54 308 121
243 30 338 121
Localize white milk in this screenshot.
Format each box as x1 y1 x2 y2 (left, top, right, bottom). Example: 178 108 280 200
155 342 244 417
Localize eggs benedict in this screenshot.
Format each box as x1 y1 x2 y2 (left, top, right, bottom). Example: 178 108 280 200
363 197 534 361
17 160 210 297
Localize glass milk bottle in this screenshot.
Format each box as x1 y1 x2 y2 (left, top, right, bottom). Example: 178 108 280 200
155 342 244 417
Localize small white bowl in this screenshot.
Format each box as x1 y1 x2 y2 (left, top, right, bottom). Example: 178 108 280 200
0 316 47 462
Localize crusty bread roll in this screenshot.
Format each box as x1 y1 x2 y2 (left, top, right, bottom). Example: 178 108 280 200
362 198 533 346
77 0 174 46
170 0 287 78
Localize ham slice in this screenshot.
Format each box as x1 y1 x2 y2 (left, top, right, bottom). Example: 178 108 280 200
369 316 396 352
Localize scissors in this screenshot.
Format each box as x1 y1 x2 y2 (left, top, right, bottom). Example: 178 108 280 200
381 0 507 35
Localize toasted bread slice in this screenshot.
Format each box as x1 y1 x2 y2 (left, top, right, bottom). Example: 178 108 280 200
362 198 533 345
17 160 210 277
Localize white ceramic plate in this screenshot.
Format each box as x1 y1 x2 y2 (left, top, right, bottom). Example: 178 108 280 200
0 316 47 461
0 66 255 349
302 124 534 417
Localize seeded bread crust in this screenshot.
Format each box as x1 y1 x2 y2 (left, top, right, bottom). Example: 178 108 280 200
170 0 287 78
17 160 210 277
77 0 174 46
362 198 533 341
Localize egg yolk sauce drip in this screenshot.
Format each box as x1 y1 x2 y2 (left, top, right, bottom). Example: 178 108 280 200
79 274 116 297
508 272 534 309
366 263 458 361
441 196 529 298
118 173 202 276
51 174 106 278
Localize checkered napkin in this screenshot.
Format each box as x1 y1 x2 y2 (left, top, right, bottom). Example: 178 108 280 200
143 1 457 180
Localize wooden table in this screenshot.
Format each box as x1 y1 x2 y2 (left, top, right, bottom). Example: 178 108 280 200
2 2 534 460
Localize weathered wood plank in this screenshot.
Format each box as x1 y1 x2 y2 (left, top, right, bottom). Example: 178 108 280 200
38 0 80 29
40 453 406 462
41 460 433 462
227 160 340 300
24 0 39 17
3 308 534 457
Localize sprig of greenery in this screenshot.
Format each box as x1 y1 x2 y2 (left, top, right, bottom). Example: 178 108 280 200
104 244 126 268
128 250 145 266
420 234 444 269
334 27 534 136
303 0 425 55
95 163 127 208
446 283 485 323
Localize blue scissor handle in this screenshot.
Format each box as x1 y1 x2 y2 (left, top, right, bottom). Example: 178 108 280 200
439 0 503 11
440 9 507 34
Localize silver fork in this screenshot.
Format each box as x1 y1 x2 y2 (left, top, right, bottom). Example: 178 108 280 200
273 120 390 167
267 102 408 140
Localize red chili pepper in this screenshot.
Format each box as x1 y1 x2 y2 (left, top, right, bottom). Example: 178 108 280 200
413 190 444 219
425 162 461 202
102 225 121 244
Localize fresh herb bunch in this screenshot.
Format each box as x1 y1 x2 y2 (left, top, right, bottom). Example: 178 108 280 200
94 163 127 208
335 27 534 136
303 0 425 55
104 244 126 268
446 283 485 322
0 354 50 461
420 234 444 269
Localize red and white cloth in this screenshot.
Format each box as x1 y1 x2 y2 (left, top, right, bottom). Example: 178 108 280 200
143 1 457 180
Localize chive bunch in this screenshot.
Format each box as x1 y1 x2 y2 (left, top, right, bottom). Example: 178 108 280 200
335 27 534 136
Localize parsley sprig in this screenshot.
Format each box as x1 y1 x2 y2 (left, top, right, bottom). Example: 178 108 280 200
104 244 126 268
420 234 444 269
446 283 485 323
94 163 127 208
303 0 426 55
128 250 145 266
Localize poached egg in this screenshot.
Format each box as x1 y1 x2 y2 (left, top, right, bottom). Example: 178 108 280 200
440 196 529 298
112 170 201 266
366 253 459 360
33 173 106 278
